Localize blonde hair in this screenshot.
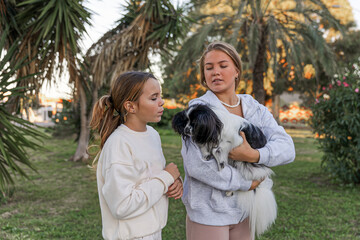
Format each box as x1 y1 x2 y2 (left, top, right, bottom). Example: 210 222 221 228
90 71 156 149
199 41 242 89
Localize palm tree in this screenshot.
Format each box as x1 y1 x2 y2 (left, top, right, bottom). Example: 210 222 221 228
0 28 47 195
1 0 92 163
0 0 91 115
70 0 190 162
164 0 344 105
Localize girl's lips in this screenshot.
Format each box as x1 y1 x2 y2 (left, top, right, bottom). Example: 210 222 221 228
213 78 222 81
212 79 223 84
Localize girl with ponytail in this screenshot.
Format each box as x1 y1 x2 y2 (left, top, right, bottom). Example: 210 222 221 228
90 71 183 240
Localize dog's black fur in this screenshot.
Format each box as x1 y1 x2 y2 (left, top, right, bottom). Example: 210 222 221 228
172 104 267 159
172 104 223 152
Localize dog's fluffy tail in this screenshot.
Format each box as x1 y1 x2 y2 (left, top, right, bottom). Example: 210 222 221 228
249 187 277 239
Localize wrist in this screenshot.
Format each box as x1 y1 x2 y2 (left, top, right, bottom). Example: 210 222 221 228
249 149 260 163
249 180 259 190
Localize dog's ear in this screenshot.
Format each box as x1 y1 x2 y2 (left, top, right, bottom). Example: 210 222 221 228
241 123 267 149
191 105 223 146
172 110 188 136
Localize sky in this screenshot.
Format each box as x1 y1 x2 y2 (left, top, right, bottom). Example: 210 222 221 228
81 0 186 51
41 0 182 98
348 0 360 27
80 1 125 51
41 0 360 99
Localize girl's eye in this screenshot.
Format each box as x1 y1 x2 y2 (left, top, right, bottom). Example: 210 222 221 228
206 68 213 70
220 65 227 68
151 98 157 101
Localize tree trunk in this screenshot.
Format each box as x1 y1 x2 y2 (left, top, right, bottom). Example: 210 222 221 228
70 80 99 162
272 94 280 123
252 24 268 105
70 82 89 162
24 105 30 121
91 83 98 118
5 95 19 114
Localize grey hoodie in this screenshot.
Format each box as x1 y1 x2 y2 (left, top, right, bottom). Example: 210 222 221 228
181 90 295 226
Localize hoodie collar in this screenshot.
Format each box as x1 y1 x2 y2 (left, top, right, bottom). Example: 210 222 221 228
194 90 258 119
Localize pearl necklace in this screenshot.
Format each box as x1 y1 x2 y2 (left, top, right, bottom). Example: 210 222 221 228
219 96 240 108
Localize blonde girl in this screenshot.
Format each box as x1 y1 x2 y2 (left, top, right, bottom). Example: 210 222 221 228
181 42 295 240
90 71 183 240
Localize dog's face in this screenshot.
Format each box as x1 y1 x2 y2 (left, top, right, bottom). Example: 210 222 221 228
172 104 223 147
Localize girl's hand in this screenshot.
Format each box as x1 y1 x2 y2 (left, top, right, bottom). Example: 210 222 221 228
166 178 183 199
164 163 180 180
249 178 264 191
228 131 260 163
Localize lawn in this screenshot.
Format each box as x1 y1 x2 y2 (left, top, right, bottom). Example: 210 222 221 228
0 128 359 240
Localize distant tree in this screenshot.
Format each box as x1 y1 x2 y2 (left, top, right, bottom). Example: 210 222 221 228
163 0 344 106
0 0 91 116
333 30 360 66
291 14 358 106
71 0 190 161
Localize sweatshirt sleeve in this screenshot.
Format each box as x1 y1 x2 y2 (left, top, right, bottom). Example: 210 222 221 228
100 140 174 220
182 139 252 192
256 104 296 167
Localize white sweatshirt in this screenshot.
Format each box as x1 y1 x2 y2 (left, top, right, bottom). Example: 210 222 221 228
97 124 175 240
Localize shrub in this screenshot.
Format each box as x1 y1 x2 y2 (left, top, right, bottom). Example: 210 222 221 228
52 99 80 138
310 65 360 184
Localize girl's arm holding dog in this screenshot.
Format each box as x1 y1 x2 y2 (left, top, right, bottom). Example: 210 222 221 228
228 131 260 163
229 102 295 167
182 139 260 192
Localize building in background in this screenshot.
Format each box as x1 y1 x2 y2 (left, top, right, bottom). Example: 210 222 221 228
21 94 67 127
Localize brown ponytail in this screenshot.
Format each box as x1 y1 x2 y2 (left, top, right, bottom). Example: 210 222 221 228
90 71 156 149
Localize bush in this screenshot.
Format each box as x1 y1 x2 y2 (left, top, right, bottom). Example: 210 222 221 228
52 99 80 138
310 65 360 184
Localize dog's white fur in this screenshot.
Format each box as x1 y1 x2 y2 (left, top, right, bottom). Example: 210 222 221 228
194 106 277 240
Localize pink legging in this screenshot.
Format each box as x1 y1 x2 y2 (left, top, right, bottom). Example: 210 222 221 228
186 216 251 240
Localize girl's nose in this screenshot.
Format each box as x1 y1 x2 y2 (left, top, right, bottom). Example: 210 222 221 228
212 67 220 76
160 97 165 106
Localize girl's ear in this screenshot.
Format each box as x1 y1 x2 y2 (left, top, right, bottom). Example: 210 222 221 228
124 101 136 113
235 71 240 80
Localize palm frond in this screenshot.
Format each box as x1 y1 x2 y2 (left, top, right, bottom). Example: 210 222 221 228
0 29 47 193
2 0 88 104
87 0 190 88
163 0 346 102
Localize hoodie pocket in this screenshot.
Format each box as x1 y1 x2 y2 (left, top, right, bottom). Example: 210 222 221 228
209 188 232 212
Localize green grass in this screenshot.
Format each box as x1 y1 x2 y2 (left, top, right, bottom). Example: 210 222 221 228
0 136 102 240
261 134 360 240
1 128 359 239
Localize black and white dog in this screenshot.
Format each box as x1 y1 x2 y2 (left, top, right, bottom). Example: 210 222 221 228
172 104 277 239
